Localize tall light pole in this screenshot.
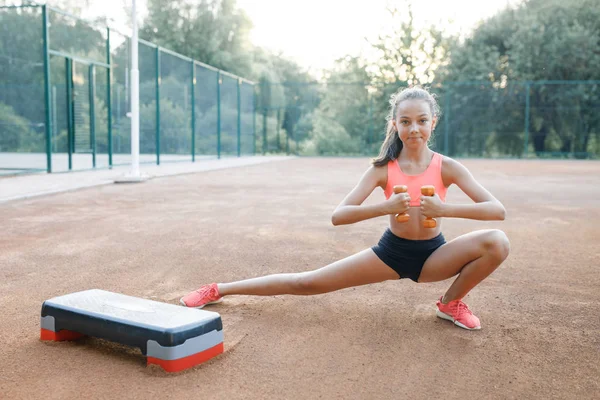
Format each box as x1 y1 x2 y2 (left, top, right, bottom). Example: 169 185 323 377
130 0 140 177
116 0 145 183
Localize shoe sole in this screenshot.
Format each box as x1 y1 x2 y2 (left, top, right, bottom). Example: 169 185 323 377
179 297 223 309
436 309 481 330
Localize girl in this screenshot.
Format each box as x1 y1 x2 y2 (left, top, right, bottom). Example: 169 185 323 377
180 86 510 330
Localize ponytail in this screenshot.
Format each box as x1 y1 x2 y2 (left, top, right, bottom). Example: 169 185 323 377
372 119 403 167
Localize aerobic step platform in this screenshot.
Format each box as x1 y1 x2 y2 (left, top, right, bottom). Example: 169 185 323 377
40 289 223 372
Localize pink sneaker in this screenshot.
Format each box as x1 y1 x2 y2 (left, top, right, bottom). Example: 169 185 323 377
436 296 481 330
180 283 222 308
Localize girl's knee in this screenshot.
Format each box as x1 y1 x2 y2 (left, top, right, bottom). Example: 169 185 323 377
481 229 510 261
290 272 324 295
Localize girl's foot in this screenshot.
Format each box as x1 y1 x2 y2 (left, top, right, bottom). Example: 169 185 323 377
436 297 481 330
180 283 222 308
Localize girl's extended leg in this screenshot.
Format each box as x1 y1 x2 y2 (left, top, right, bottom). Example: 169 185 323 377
219 249 400 296
418 229 510 301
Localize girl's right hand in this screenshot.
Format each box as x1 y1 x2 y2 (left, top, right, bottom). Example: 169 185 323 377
384 191 411 215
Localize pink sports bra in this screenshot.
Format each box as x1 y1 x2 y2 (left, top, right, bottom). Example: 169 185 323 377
384 152 448 206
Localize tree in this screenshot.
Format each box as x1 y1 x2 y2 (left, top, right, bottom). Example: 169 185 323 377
364 3 450 154
0 6 45 128
251 48 319 153
258 3 454 156
301 110 362 156
0 103 39 152
140 0 254 78
0 3 110 156
368 2 450 87
438 0 600 157
303 57 374 154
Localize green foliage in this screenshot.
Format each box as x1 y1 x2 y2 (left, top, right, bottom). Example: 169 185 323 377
141 0 254 78
47 8 107 64
368 2 450 86
260 3 453 157
0 102 42 152
301 110 362 156
294 57 377 155
114 97 190 155
3 0 600 162
261 1 453 157
438 0 600 157
255 109 282 154
321 58 372 140
0 7 45 125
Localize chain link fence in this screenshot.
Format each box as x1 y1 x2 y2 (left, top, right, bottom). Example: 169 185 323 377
257 80 600 159
2 5 599 176
0 4 256 174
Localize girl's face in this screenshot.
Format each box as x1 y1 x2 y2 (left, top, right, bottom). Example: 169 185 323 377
392 99 437 149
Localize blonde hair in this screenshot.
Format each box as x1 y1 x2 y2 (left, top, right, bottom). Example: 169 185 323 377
371 86 440 167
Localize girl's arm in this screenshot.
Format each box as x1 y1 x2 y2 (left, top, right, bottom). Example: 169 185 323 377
332 165 408 226
428 158 506 221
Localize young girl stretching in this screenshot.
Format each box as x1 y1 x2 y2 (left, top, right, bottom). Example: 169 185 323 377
181 86 510 330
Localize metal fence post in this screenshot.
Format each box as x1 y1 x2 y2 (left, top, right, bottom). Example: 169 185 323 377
444 87 450 155
367 93 373 146
42 5 52 173
89 65 96 168
106 27 113 168
217 71 221 159
253 85 257 155
191 61 196 162
523 82 531 157
66 58 73 170
276 108 281 152
237 78 241 157
262 109 267 155
262 80 267 155
155 47 161 165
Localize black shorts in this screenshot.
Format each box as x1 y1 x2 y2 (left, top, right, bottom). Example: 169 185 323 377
371 228 446 282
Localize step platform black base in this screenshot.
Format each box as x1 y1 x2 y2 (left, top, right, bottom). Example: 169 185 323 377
40 289 223 372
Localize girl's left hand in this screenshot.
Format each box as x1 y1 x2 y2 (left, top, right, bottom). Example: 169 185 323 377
420 194 445 218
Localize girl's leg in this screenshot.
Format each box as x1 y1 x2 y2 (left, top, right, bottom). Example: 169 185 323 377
418 229 510 302
218 249 400 296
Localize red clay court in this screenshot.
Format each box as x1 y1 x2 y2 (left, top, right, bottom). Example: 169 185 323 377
0 157 598 399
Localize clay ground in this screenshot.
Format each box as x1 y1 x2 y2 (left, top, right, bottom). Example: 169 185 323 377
0 158 598 399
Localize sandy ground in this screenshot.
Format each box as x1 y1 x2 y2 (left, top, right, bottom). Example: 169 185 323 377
0 158 598 399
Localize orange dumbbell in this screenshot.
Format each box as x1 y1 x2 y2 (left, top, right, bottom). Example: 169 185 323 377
421 185 436 228
393 185 410 223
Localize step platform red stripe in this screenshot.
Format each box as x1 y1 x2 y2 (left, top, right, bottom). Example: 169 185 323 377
40 328 85 341
40 328 224 372
147 342 224 372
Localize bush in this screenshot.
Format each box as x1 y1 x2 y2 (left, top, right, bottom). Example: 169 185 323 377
0 103 42 152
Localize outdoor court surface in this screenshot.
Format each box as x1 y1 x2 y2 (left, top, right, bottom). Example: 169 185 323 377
1 157 598 399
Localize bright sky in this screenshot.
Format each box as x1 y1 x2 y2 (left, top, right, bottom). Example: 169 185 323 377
76 0 522 72
237 0 522 72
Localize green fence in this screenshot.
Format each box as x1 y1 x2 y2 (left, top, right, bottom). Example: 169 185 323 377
2 5 599 171
0 5 256 174
258 80 600 159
